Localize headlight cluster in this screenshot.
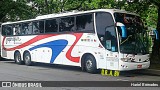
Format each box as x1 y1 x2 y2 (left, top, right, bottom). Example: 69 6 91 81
144 59 150 62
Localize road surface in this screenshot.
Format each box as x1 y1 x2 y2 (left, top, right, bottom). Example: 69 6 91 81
0 58 159 90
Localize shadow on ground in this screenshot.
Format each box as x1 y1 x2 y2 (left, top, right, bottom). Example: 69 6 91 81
1 58 159 77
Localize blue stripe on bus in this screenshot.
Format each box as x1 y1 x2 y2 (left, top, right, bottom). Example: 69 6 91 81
29 39 68 63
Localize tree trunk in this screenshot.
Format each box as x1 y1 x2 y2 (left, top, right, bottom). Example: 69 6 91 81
44 0 50 14
151 6 160 63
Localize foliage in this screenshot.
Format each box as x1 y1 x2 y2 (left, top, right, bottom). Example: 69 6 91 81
0 0 33 22
0 0 158 29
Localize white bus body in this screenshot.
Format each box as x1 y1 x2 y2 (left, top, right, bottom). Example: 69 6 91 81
1 9 150 73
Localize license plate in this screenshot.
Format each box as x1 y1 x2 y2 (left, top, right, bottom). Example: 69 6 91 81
137 65 142 68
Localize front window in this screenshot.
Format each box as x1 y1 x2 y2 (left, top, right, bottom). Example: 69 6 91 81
114 13 149 54
96 12 118 52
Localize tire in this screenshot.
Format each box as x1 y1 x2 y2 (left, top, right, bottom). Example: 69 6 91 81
84 55 97 73
24 52 32 66
14 52 24 65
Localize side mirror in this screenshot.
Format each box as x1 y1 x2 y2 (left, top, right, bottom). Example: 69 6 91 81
116 22 127 38
153 29 159 40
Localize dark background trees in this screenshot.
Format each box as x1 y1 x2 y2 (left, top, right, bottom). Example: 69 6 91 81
0 0 160 63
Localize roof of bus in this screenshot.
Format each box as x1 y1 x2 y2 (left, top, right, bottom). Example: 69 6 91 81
2 9 137 25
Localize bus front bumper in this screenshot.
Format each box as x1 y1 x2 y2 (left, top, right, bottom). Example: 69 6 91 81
118 61 150 71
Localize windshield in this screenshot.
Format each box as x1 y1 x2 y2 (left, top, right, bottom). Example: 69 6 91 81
114 13 149 54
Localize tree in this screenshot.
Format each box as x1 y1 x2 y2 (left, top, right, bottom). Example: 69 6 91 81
149 0 160 62
0 0 34 22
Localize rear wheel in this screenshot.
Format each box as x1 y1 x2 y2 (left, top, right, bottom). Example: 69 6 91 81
24 52 32 66
14 52 23 65
84 55 97 73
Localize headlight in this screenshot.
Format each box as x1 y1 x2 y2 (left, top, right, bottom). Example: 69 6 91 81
144 59 150 62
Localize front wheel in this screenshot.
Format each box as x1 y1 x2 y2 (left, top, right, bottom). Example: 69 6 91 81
85 55 97 73
24 52 32 66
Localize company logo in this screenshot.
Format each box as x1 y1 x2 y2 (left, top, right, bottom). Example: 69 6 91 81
2 82 11 87
1 82 42 87
6 37 21 44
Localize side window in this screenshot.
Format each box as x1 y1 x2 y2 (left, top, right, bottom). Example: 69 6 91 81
33 21 40 34
13 24 21 35
45 19 58 33
2 25 13 36
22 22 32 35
96 12 114 36
39 21 44 33
59 17 75 32
76 14 94 32
33 21 45 34
105 26 118 52
96 12 117 52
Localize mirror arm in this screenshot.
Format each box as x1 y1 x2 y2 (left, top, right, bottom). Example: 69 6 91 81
120 26 127 38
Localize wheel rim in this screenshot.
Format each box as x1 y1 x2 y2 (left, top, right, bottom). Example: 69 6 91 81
25 54 30 63
16 54 21 62
86 59 92 70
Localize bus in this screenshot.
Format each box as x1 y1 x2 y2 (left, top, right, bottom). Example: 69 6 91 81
1 9 151 73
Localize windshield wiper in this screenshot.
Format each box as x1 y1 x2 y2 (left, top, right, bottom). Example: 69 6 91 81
120 35 132 45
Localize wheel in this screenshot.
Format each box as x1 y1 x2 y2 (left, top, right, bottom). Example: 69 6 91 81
24 52 32 66
84 55 97 73
14 51 24 65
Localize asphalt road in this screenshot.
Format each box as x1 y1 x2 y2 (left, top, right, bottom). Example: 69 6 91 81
0 58 160 90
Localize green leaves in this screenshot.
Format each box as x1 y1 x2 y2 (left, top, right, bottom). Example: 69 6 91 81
0 0 33 22
0 0 159 30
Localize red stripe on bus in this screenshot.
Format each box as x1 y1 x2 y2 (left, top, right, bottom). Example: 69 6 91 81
66 33 83 63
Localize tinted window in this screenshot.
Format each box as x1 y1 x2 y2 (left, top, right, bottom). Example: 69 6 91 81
59 17 75 32
76 14 94 31
96 12 114 36
105 26 118 52
96 12 117 52
39 21 44 33
45 19 58 33
13 24 22 35
22 22 32 35
33 21 44 34
33 21 39 34
2 25 13 36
